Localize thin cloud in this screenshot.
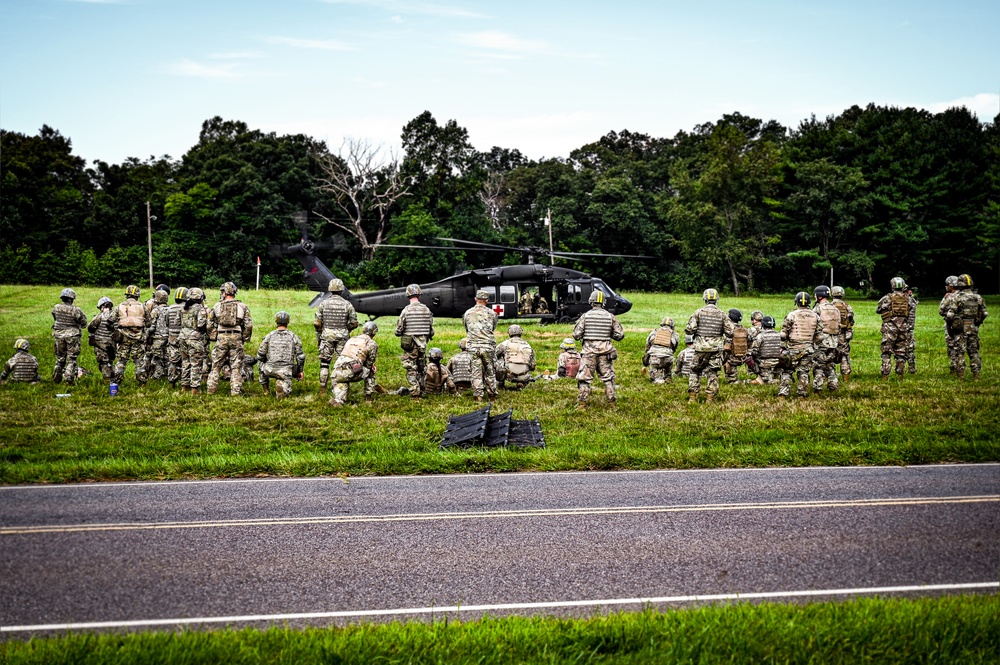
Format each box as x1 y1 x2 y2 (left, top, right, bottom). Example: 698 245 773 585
263 36 353 51
927 93 1000 120
210 51 264 60
165 59 244 80
457 30 599 61
321 0 489 19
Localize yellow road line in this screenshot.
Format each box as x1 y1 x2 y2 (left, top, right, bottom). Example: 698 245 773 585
3 495 998 535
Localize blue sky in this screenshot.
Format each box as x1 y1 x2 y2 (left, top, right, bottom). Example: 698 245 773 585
1 0 997 166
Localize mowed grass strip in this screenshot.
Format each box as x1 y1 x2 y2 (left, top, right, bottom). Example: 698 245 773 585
1 286 998 483
1 595 997 664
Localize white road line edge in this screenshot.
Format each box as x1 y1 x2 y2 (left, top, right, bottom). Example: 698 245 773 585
3 582 996 633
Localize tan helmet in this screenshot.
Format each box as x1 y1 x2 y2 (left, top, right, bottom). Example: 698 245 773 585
750 310 763 322
154 290 168 305
588 290 605 306
459 338 468 351
328 278 345 293
660 316 674 328
125 284 141 299
958 274 973 288
405 284 422 297
362 320 378 336
187 287 205 302
221 281 238 297
831 286 845 298
890 277 907 291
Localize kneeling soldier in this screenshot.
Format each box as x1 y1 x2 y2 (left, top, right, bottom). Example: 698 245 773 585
425 347 458 395
330 321 379 406
257 311 305 399
1 338 41 383
496 324 536 390
644 317 679 384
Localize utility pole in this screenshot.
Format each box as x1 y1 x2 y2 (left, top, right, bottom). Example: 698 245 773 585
545 208 554 265
146 201 154 290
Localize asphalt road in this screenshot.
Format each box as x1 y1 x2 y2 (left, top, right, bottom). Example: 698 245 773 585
2 464 998 637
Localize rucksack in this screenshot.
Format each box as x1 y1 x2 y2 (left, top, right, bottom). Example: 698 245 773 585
731 326 748 356
833 301 850 330
217 300 240 327
890 292 909 318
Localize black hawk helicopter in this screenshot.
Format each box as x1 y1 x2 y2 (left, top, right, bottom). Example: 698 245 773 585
274 214 645 322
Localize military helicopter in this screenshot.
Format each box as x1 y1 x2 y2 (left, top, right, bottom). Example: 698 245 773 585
274 215 643 322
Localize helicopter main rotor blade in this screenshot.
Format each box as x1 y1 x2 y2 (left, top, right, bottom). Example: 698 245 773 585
434 237 512 251
373 244 484 252
551 250 657 259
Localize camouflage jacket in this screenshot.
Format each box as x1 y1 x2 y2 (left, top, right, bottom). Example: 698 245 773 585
1 350 40 383
257 328 305 372
462 304 498 349
51 302 87 339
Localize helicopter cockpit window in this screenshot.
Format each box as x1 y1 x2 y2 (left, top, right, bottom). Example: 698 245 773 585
593 280 617 297
567 284 582 302
499 285 517 304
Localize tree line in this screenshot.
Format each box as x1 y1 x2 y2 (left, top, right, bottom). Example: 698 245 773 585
2 105 998 297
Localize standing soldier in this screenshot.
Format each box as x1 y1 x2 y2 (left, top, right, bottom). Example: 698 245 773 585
207 281 253 396
146 289 171 380
779 292 821 398
87 296 117 382
395 284 434 399
519 289 534 315
496 324 536 390
179 287 208 394
749 316 783 384
111 285 151 386
556 338 581 379
674 336 696 380
257 311 305 399
329 321 380 406
644 317 679 384
938 276 961 374
830 286 855 381
944 274 989 380
462 290 499 403
315 278 358 397
51 288 88 385
905 287 919 374
424 347 458 395
811 285 841 393
1 339 41 384
166 288 187 388
448 339 474 392
143 284 169 372
723 308 751 384
684 289 734 404
572 290 625 409
876 277 914 379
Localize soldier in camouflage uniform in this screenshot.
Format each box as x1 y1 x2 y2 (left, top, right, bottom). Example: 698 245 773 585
938 276 961 374
876 277 914 378
749 316 783 384
944 274 989 380
315 278 359 397
395 284 434 399
830 286 855 380
145 289 171 380
329 321 380 406
207 282 253 396
111 285 151 386
87 296 117 382
463 290 499 402
424 347 458 395
556 338 581 379
905 288 919 374
179 287 208 394
143 284 169 374
573 290 625 409
448 339 474 392
51 288 88 385
644 317 679 384
496 324 536 390
684 289 735 403
257 311 305 399
673 336 696 379
747 310 764 343
779 292 822 398
810 285 841 393
723 309 752 384
165 288 187 387
1 339 41 383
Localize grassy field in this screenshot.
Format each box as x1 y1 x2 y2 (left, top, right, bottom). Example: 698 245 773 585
2 595 997 663
1 285 998 484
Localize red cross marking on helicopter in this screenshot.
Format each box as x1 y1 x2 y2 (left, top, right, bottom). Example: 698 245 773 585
492 304 505 316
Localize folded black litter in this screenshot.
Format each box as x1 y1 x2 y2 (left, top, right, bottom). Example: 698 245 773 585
440 406 545 449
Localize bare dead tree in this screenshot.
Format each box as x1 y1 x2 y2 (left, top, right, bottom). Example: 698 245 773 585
314 139 412 261
479 170 507 232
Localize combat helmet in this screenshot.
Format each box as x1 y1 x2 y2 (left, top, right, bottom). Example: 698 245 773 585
97 296 113 310
588 290 605 306
507 324 523 337
958 274 974 289
945 275 959 289
702 288 718 303
125 284 141 299
60 288 77 301
814 284 831 300
559 337 576 350
459 338 468 351
154 290 168 305
274 310 291 326
728 308 743 323
831 286 845 298
661 316 674 328
890 277 907 291
794 291 812 308
155 283 170 294
762 316 776 329
475 289 490 302
221 281 238 297
187 287 205 302
428 347 444 362
174 287 188 303
405 283 422 297
14 338 30 352
362 320 378 336
750 310 763 322
328 278 345 293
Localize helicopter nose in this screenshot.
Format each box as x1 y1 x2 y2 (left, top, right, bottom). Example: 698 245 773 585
616 296 632 314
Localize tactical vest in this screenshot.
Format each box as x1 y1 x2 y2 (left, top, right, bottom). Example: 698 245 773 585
216 300 242 330
675 348 695 376
89 311 115 341
504 339 532 365
449 352 473 382
833 300 851 330
957 291 980 320
425 363 447 393
400 303 433 335
118 299 146 328
817 302 840 335
340 335 370 363
561 351 581 378
890 291 909 317
8 352 39 382
789 309 818 342
731 326 748 355
167 304 184 336
264 330 296 365
756 330 782 360
319 297 353 333
696 306 726 338
152 304 171 337
581 309 615 341
653 327 674 348
52 303 83 332
181 303 204 332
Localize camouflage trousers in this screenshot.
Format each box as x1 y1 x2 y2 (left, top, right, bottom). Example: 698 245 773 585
259 362 295 399
578 353 616 403
114 338 148 384
400 348 427 397
468 346 498 399
811 347 839 392
688 351 722 397
779 348 813 397
208 332 245 395
92 340 116 381
329 364 374 405
318 337 348 390
953 329 982 378
179 337 206 390
880 321 911 377
837 332 853 376
906 335 917 373
647 355 673 384
723 352 752 383
167 340 182 385
52 335 82 384
148 337 169 380
755 358 781 384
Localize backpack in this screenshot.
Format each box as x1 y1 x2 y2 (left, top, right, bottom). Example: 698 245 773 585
731 326 748 356
217 300 240 327
653 327 674 348
890 291 909 318
833 301 850 330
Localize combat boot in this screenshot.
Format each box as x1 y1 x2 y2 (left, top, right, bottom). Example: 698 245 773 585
319 386 327 397
705 394 714 404
687 393 697 403
190 388 200 396
374 384 388 395
576 402 587 411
